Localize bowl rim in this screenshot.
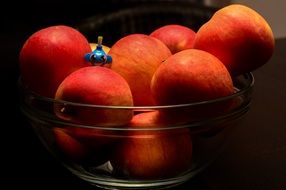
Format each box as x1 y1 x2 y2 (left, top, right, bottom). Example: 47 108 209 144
76 1 217 28
19 72 254 110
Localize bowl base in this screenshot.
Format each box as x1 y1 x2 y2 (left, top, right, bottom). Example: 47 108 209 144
66 159 215 190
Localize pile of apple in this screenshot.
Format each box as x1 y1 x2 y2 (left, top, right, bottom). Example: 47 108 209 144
19 4 274 179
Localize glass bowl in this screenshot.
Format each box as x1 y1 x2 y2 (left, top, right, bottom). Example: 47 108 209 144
19 72 253 189
19 2 254 189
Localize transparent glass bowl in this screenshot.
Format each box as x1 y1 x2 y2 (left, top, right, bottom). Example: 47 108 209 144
19 72 254 189
19 2 254 189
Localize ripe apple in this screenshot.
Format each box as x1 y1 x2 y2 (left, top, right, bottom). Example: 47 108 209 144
193 4 275 76
19 25 92 97
54 66 133 126
65 126 119 149
110 111 193 179
151 49 234 120
53 127 113 166
150 24 196 54
90 43 110 53
54 127 88 162
109 34 171 106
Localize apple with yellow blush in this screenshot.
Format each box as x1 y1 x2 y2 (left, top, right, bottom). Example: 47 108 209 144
110 111 193 179
193 4 275 76
109 34 171 106
151 49 234 121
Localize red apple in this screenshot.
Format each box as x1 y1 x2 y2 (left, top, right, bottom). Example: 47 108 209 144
110 111 193 179
151 49 234 120
19 25 92 97
152 49 233 104
193 4 275 76
109 34 171 106
65 126 119 149
150 24 196 54
54 66 133 165
54 66 133 126
53 127 113 166
54 127 88 162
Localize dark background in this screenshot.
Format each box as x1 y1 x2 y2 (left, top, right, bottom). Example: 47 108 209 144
2 1 286 190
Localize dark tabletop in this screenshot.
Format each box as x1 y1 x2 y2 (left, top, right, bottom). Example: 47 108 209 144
2 2 286 190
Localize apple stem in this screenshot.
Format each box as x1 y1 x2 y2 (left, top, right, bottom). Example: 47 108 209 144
97 36 103 47
84 36 112 66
